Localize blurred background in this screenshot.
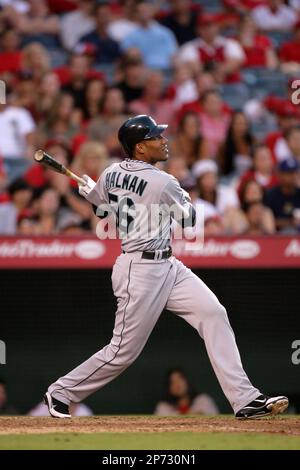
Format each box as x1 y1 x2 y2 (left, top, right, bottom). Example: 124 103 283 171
0 0 300 416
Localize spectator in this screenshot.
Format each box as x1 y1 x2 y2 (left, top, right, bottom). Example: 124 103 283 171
239 178 265 205
177 71 227 120
238 144 278 195
61 54 94 110
78 1 121 66
26 138 93 225
284 126 300 163
54 52 103 88
169 112 211 168
159 0 201 46
21 42 51 83
193 159 247 234
60 0 95 51
57 212 87 235
239 178 276 233
32 186 88 235
36 72 61 120
264 158 300 232
39 92 80 144
28 400 93 416
39 143 93 223
116 56 146 104
252 0 297 32
108 0 138 43
215 1 241 30
32 186 61 234
88 87 129 156
71 141 108 183
11 73 37 117
121 0 178 71
0 27 22 76
237 14 278 69
243 200 276 235
81 78 106 122
17 214 38 235
0 379 18 415
204 215 225 236
198 89 231 158
154 368 219 416
166 155 196 190
0 178 33 235
0 101 36 182
177 13 245 83
218 111 255 179
193 160 240 215
264 104 300 163
280 20 300 74
165 64 198 110
129 71 175 134
15 0 60 49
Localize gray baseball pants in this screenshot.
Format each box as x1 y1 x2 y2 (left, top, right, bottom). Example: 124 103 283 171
48 253 260 413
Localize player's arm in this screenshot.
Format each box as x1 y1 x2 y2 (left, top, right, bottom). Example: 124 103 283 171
160 177 196 228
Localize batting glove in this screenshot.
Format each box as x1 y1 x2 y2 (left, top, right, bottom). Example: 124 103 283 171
78 174 96 198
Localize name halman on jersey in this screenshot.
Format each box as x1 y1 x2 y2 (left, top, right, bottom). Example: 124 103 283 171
105 171 148 197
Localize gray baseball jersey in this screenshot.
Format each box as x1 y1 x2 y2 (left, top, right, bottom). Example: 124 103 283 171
86 159 194 252
48 159 260 414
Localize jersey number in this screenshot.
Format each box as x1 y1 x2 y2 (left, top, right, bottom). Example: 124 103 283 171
108 192 135 234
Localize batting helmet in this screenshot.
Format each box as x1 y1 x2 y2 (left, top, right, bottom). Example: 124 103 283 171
118 115 168 157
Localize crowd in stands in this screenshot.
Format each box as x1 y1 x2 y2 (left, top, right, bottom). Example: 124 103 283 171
0 369 218 416
0 0 300 237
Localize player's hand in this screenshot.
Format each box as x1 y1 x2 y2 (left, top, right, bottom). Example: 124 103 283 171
78 174 96 198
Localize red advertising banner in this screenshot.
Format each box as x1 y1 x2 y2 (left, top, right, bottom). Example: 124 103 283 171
0 236 300 269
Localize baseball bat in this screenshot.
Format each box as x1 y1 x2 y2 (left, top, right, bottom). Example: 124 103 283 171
34 149 85 186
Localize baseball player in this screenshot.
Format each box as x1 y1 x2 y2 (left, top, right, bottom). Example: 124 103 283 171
44 115 288 419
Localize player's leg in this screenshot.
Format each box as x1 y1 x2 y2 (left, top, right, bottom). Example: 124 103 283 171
47 255 175 407
165 259 261 414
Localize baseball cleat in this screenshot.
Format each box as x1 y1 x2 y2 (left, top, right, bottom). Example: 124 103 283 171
235 394 289 419
44 392 71 418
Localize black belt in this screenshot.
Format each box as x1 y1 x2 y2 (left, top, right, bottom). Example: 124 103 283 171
123 247 172 260
142 247 172 260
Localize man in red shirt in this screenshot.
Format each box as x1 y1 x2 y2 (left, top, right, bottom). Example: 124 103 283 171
177 13 245 83
0 28 22 75
280 20 300 74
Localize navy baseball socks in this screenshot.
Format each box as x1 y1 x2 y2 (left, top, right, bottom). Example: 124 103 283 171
235 394 289 419
44 392 71 418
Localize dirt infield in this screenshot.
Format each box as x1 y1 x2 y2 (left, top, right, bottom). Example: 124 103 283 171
0 416 299 436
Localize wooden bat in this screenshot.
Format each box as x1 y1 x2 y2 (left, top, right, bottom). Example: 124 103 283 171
34 149 85 186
